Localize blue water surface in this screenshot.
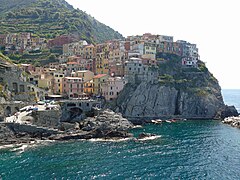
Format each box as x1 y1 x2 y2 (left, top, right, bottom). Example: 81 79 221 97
0 89 240 179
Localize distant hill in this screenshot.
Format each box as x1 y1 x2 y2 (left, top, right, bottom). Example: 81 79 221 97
0 0 123 43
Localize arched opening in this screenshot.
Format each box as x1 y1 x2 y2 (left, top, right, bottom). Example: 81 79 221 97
69 107 83 119
5 106 11 117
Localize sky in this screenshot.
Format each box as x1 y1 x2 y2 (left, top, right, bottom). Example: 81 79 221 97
66 0 240 89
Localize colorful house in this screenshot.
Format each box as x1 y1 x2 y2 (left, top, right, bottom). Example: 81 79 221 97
93 74 109 95
62 77 85 98
53 72 64 95
84 80 94 95
75 70 94 82
101 77 127 101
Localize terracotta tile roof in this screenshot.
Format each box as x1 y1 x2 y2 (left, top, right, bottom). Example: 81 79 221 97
93 74 108 79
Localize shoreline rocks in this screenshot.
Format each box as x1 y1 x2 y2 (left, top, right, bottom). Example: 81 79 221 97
222 116 240 128
0 109 134 147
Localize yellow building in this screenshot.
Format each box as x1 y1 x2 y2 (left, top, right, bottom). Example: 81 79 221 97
84 80 94 95
143 42 156 60
93 74 108 95
38 76 53 93
96 43 110 75
83 44 96 59
53 72 64 95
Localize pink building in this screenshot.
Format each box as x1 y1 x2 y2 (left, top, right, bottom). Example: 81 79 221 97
62 77 85 98
101 77 127 101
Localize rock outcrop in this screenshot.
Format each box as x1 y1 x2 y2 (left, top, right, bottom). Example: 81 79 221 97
48 109 134 140
116 83 225 120
222 116 240 128
0 109 134 146
115 60 237 121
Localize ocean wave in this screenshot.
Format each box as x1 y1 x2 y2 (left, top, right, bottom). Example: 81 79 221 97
136 135 161 141
0 140 56 154
88 137 133 142
132 125 143 129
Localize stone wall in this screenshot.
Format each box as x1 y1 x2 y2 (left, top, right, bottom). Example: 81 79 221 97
1 101 28 117
31 110 62 128
0 64 46 102
60 99 101 122
5 123 58 135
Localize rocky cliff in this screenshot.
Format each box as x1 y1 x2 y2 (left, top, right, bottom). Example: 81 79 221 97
115 57 238 121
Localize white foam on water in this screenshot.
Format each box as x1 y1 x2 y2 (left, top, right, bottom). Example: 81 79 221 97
137 135 161 141
88 137 132 142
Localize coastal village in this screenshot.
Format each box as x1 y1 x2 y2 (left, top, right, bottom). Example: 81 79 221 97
0 31 207 144
1 1 240 179
0 32 199 101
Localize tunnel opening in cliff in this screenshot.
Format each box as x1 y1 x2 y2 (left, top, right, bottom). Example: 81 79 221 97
69 107 83 119
5 106 11 116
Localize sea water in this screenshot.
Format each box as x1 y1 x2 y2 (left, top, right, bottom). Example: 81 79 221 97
0 89 240 179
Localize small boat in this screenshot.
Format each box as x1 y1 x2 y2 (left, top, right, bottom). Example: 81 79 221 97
165 120 172 123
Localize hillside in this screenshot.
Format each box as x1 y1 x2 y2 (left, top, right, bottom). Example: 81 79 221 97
115 56 238 121
0 0 123 43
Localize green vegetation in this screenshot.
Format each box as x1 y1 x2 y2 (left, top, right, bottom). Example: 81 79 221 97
198 62 208 72
0 0 123 43
0 52 13 63
156 53 220 97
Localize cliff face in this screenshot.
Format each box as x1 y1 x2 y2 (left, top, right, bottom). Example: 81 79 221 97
116 83 225 120
115 59 238 121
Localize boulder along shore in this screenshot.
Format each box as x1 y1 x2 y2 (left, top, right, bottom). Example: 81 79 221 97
222 116 240 128
0 109 134 147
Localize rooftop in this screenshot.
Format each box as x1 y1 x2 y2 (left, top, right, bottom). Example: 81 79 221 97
65 77 83 80
93 74 108 79
67 62 79 65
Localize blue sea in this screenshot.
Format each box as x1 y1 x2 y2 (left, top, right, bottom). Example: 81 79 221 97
1 89 240 179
